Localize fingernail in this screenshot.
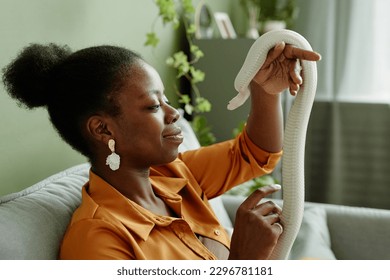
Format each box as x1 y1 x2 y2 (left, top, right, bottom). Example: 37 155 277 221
272 184 282 190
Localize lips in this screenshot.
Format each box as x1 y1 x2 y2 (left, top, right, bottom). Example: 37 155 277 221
163 127 184 142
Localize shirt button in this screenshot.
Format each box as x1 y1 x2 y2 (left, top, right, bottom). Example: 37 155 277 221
214 229 221 236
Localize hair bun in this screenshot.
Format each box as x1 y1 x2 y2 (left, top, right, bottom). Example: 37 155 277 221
2 43 71 108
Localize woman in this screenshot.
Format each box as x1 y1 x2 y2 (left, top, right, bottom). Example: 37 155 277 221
2 42 320 260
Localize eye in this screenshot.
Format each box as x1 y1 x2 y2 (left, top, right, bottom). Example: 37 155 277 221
148 104 161 111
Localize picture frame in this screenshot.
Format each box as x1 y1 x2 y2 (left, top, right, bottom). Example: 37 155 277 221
213 12 237 39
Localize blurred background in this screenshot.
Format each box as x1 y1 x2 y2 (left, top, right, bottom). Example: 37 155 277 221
0 0 389 209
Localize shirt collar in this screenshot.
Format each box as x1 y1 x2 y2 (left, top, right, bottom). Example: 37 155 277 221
87 170 188 241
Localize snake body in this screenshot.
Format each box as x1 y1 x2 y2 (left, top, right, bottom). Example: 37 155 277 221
228 29 317 260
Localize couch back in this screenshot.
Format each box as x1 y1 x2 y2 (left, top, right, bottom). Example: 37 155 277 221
0 163 89 259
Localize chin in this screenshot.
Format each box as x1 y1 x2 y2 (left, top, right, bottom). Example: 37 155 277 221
153 151 179 167
166 151 179 163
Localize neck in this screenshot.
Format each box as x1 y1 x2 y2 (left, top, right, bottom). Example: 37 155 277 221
91 164 173 216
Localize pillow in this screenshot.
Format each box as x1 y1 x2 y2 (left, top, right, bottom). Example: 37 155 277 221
209 196 234 237
177 109 201 152
0 163 89 259
289 206 337 260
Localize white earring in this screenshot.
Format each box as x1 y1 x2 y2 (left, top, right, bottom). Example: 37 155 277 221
106 139 120 171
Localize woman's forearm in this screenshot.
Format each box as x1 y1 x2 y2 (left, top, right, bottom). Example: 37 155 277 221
245 81 283 153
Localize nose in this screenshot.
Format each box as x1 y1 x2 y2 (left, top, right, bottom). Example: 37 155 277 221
165 104 180 124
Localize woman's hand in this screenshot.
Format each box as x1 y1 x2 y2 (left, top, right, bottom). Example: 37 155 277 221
251 42 321 96
228 184 283 260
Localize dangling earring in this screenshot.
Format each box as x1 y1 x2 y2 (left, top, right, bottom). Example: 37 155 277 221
106 139 120 171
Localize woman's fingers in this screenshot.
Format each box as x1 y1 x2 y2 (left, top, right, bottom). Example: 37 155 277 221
283 44 322 61
239 184 282 211
262 43 321 72
290 60 303 84
261 42 286 69
288 59 303 96
230 185 284 259
273 222 284 234
253 42 320 96
251 198 284 237
252 200 282 216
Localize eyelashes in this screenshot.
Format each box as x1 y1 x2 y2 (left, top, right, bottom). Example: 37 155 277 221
148 99 171 111
148 104 161 111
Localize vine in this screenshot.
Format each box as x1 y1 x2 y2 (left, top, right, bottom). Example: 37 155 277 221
145 0 211 116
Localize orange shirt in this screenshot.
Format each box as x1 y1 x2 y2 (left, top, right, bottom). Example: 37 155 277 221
60 130 282 260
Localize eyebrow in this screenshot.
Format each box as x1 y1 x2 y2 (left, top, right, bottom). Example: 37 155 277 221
147 89 167 100
134 89 161 101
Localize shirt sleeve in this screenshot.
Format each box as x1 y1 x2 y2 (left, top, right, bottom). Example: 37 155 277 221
178 128 282 199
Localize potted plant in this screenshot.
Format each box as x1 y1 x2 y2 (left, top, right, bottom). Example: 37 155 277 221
240 0 299 34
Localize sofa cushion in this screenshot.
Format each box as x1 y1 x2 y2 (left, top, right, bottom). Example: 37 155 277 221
177 109 201 152
0 163 89 259
289 206 336 260
209 197 234 237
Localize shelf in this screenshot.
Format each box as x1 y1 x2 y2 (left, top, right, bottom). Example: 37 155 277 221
194 38 255 141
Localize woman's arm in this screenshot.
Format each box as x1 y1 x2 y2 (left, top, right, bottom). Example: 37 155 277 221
245 42 321 153
229 42 321 260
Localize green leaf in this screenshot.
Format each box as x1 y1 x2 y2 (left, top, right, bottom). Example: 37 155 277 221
190 44 204 59
184 104 194 115
144 32 160 47
155 0 180 28
190 115 216 146
178 94 191 105
253 175 277 188
173 51 189 65
186 24 197 35
166 51 190 77
232 120 246 137
195 97 211 113
182 0 195 15
165 56 175 66
190 67 205 84
226 174 278 196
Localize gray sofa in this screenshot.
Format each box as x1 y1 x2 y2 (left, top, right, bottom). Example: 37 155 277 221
1 115 389 260
0 162 389 260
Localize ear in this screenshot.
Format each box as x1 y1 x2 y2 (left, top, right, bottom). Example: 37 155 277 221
86 115 114 144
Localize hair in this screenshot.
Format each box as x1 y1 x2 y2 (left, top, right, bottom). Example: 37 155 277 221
2 43 142 159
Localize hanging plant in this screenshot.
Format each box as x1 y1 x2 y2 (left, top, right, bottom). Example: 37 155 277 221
145 0 211 116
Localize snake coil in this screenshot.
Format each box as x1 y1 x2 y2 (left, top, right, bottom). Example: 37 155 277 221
228 29 318 260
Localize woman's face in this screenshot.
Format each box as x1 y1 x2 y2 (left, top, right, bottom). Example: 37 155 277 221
110 60 183 169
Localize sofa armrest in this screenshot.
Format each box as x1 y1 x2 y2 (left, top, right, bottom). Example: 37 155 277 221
324 204 390 260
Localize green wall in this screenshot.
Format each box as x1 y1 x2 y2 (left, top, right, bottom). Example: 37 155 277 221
0 0 234 195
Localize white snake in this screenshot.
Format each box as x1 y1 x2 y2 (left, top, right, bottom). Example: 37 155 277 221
228 29 318 260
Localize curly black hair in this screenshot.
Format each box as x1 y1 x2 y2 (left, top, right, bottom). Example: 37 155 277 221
2 43 142 159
